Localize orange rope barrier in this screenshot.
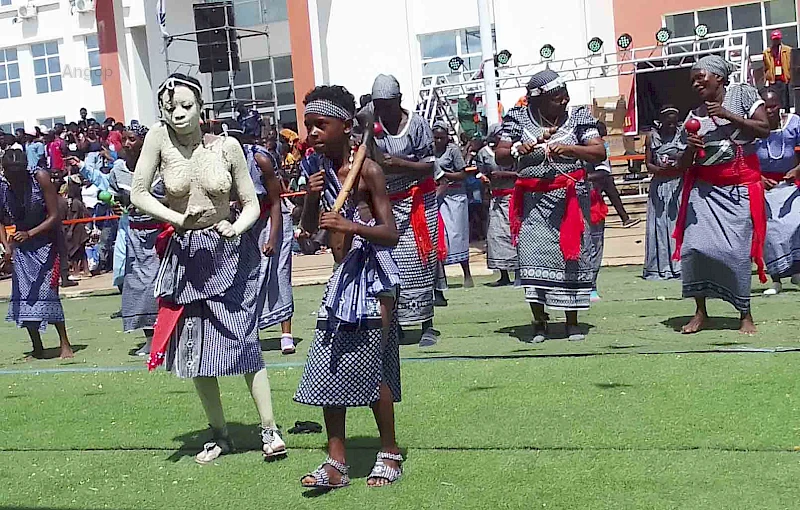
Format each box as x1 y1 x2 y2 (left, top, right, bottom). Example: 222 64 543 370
608 154 646 162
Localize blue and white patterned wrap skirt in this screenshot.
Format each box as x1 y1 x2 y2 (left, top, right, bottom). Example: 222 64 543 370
6 236 65 331
154 228 264 378
294 233 402 407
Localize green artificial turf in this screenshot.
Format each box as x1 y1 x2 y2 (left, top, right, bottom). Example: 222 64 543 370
1 266 799 371
1 266 800 509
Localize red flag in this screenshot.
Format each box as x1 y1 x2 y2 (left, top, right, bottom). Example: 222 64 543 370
623 78 637 135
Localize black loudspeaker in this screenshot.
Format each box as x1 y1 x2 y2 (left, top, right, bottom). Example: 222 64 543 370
193 1 239 74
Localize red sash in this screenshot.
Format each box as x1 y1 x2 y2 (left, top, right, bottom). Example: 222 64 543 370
147 224 183 371
509 169 586 261
388 178 445 263
589 189 609 225
672 153 767 284
491 188 514 198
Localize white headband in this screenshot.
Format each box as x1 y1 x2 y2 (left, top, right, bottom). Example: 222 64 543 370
158 76 202 96
527 76 566 97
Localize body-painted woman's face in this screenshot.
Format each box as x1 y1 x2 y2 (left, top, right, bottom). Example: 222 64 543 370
160 86 201 135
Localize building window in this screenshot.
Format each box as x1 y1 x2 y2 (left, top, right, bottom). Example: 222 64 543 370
32 41 62 94
0 0 11 6
0 48 21 100
419 26 496 77
664 0 798 56
37 117 66 129
0 121 24 134
92 110 106 123
206 0 288 27
86 35 102 87
209 55 295 127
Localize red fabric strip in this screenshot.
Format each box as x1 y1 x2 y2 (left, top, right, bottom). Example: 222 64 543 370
672 152 767 284
147 297 183 371
437 211 448 262
590 189 609 225
388 178 438 264
509 169 587 261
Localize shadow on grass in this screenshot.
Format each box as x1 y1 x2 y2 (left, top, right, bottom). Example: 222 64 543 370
23 344 88 360
594 382 633 389
497 323 595 342
168 422 268 462
661 316 741 332
302 436 409 498
260 336 305 353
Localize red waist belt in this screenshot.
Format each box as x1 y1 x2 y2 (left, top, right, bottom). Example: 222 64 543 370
388 178 446 263
672 153 767 284
491 188 514 198
510 169 586 261
147 224 182 371
589 189 609 225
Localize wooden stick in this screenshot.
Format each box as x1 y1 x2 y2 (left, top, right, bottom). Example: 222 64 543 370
331 142 368 214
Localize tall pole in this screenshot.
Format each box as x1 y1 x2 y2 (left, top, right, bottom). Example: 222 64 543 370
477 0 499 126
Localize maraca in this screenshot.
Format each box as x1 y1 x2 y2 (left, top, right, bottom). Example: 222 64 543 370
373 121 384 137
98 190 115 205
684 118 705 159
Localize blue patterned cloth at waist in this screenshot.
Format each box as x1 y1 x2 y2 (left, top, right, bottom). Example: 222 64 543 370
323 225 400 325
154 228 257 305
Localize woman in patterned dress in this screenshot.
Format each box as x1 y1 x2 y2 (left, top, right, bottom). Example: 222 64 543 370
70 124 161 357
479 124 518 286
757 88 800 295
225 123 296 354
674 56 770 334
433 123 474 288
131 73 286 464
295 85 404 489
643 105 685 281
495 70 606 343
371 74 443 347
0 149 74 359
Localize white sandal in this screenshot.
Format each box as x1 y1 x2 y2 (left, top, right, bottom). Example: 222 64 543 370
261 426 288 460
195 428 234 465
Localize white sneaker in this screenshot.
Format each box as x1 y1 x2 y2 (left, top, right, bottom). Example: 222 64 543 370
791 274 800 286
763 282 782 296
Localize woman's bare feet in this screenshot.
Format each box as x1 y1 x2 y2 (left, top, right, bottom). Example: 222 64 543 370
681 311 707 334
60 346 74 359
739 314 757 335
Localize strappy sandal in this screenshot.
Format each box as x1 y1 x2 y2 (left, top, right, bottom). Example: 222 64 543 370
195 427 234 465
261 426 288 460
301 457 350 490
367 451 404 487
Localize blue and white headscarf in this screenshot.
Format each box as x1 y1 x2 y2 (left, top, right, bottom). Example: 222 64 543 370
526 69 566 97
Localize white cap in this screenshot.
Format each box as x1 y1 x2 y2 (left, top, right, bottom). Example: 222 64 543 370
37 125 49 134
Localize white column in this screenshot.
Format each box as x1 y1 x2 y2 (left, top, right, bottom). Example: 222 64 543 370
477 0 499 126
307 0 324 85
